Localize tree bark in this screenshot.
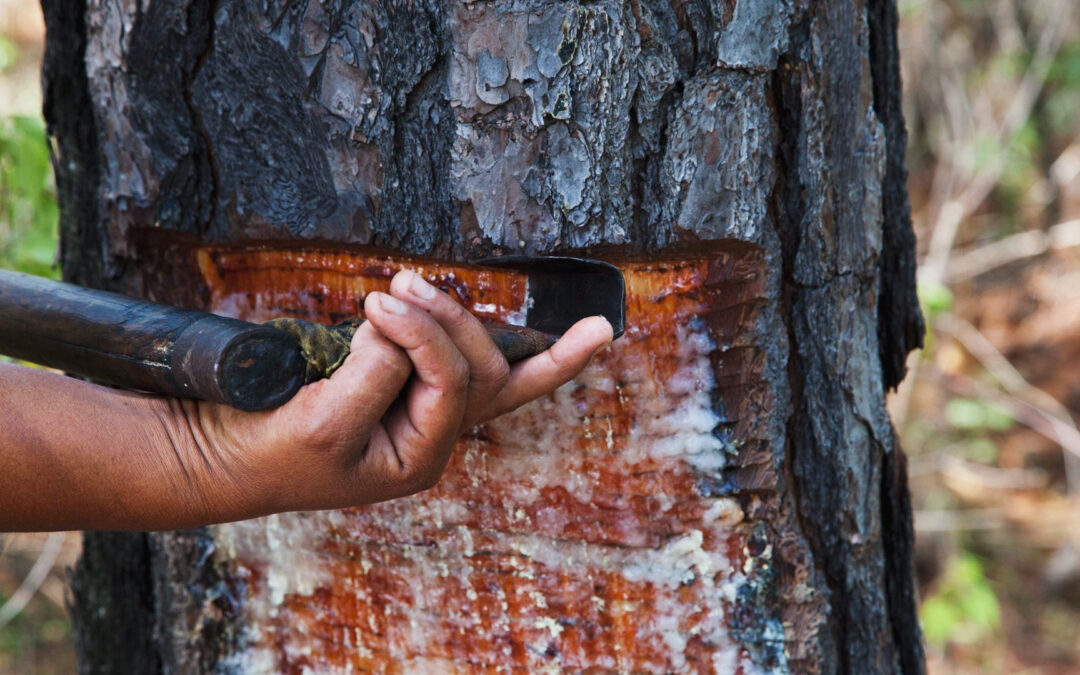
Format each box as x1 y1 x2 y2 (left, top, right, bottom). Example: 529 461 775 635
42 0 924 672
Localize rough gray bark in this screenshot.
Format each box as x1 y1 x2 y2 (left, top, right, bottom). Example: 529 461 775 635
42 0 924 671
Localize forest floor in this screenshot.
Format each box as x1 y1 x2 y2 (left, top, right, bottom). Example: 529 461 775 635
3 1 1080 673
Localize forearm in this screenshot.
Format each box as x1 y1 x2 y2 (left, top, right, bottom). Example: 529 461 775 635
0 362 244 531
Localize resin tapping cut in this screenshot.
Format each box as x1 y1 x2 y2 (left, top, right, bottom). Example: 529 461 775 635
180 245 777 673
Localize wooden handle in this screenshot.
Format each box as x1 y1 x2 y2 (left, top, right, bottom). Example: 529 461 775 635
0 270 560 412
0 269 308 411
484 324 558 363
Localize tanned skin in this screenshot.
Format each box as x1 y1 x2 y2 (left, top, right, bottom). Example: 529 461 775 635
0 270 613 531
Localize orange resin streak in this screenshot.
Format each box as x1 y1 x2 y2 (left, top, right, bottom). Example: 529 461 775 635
196 248 531 326
189 246 770 674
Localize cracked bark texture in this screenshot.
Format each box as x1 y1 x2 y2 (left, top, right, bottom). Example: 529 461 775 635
42 0 924 671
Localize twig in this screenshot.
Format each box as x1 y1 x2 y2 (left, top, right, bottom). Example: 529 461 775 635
934 313 1080 492
937 371 1080 492
0 531 64 630
940 454 1049 491
946 218 1080 282
894 4 1069 429
910 449 1048 490
915 508 1006 533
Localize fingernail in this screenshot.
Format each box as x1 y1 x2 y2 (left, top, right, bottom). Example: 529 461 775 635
408 272 438 300
378 293 408 315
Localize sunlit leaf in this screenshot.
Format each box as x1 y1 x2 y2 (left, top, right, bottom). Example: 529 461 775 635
920 553 1001 649
918 282 953 318
966 437 998 464
0 37 17 73
945 398 1014 431
945 398 986 429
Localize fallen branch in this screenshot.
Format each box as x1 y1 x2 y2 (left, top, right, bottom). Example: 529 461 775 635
946 219 1080 282
0 531 65 630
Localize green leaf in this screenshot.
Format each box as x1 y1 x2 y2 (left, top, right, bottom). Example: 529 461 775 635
945 398 1014 431
0 112 59 279
0 36 17 73
983 404 1014 431
920 595 960 648
966 437 998 464
918 282 953 318
945 399 987 429
920 552 1001 649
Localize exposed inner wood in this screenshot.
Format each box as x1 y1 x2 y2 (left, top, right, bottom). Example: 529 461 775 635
140 242 779 673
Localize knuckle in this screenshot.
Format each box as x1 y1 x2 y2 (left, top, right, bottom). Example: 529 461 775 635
474 352 510 393
368 333 410 369
384 346 413 379
545 347 569 372
489 353 511 387
446 300 472 328
447 354 471 392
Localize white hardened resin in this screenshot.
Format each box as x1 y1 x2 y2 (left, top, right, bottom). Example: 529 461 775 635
207 260 778 673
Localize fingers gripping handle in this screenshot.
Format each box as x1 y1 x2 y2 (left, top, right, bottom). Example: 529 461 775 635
266 317 557 383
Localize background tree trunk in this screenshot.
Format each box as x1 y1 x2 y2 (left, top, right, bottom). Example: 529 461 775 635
42 0 924 671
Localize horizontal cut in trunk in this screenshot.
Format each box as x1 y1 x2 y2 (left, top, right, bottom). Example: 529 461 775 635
136 239 783 671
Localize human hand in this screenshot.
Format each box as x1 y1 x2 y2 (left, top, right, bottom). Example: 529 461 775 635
186 270 613 521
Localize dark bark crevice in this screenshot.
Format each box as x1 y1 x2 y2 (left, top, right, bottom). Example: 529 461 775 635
124 0 218 236
770 2 926 671
151 529 242 673
41 0 111 288
68 532 161 674
867 0 925 390
881 437 926 674
369 0 455 257
866 1 926 672
770 19 847 673
181 0 221 236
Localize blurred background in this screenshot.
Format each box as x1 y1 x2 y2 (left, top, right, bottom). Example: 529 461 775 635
0 2 79 674
2 0 1080 672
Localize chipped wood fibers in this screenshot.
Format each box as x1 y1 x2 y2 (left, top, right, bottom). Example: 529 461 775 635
193 247 770 674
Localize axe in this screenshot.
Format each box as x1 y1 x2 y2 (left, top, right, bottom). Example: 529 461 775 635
0 256 625 412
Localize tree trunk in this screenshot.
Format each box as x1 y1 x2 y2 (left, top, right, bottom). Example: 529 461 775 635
42 0 924 672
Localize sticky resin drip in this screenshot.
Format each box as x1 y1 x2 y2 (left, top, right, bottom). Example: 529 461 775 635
194 247 776 674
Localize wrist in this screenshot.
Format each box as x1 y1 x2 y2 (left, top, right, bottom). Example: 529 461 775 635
152 398 275 526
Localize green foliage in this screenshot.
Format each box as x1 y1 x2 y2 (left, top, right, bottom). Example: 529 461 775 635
0 114 58 279
945 398 1015 432
964 437 998 464
921 552 1002 650
917 281 954 319
1047 39 1080 87
897 0 928 19
0 37 17 74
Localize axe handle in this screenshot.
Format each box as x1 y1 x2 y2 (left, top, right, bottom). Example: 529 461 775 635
0 269 556 412
0 269 308 411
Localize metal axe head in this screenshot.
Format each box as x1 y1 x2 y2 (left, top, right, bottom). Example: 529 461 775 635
473 256 626 340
